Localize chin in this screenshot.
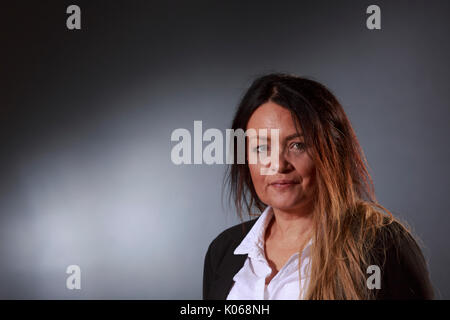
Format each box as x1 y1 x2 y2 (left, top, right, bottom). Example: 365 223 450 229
267 198 302 211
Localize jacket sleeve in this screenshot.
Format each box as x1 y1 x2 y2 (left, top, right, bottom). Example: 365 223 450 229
377 224 434 299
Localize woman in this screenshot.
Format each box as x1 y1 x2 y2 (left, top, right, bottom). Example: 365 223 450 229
203 73 434 300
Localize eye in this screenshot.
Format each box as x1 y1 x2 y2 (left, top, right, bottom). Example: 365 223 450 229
254 145 268 153
290 142 306 151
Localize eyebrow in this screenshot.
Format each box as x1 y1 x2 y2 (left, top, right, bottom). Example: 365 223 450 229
285 133 304 141
248 133 303 141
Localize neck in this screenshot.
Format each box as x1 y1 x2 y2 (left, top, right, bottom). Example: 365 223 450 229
268 203 314 245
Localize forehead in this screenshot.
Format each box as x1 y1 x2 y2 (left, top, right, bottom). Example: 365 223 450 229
246 101 300 132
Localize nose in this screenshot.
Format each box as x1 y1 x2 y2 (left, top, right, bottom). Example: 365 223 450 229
278 150 294 173
269 148 294 174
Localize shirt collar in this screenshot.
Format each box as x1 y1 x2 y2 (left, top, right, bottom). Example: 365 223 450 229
233 205 313 259
233 205 274 258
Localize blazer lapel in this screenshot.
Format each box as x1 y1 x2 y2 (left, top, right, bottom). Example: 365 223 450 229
211 251 248 299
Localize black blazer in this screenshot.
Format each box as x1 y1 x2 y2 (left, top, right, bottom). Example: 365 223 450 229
203 216 434 300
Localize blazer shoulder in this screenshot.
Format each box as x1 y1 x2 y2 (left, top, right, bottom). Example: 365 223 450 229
208 217 258 253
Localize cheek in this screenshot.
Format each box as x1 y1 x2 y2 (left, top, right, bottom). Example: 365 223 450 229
293 158 316 185
304 166 316 190
248 164 265 192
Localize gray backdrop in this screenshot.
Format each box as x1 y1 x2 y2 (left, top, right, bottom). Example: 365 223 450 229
1 0 449 299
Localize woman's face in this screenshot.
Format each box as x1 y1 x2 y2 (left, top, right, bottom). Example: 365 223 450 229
246 101 316 214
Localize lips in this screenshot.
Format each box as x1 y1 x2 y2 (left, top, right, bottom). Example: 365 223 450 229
270 179 299 187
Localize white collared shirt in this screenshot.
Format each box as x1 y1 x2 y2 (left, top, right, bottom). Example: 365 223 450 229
226 206 312 300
